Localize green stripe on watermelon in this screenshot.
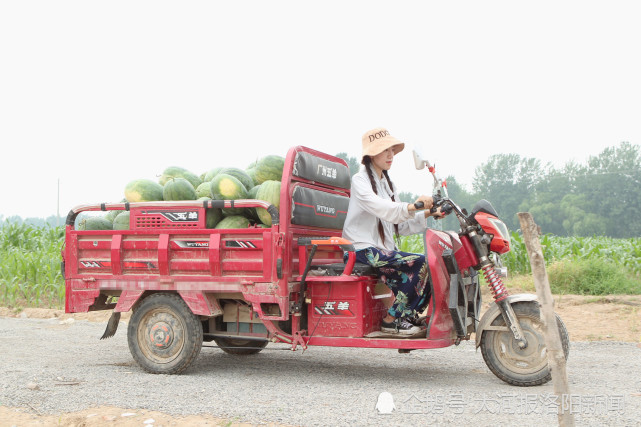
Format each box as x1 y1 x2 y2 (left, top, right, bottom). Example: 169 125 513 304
159 166 202 189
204 167 224 182
219 168 254 192
112 211 131 230
78 216 113 231
206 207 223 228
246 167 258 185
125 179 164 202
196 182 212 198
163 177 197 201
255 180 281 226
214 215 250 229
244 185 261 221
253 155 285 185
248 185 260 199
104 209 123 223
210 173 248 216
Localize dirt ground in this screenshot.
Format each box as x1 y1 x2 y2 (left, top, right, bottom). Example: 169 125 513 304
0 406 272 427
1 293 640 426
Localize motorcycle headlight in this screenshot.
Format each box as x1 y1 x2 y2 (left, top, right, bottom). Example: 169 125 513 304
489 218 510 242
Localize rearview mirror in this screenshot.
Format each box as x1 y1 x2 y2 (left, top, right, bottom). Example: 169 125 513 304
412 146 448 198
412 147 431 170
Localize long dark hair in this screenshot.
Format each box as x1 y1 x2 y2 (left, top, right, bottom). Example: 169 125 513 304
362 156 400 247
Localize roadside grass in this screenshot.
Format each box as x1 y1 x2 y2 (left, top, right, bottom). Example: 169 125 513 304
505 258 641 296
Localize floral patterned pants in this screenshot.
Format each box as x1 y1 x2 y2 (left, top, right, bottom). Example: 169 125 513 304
355 247 431 319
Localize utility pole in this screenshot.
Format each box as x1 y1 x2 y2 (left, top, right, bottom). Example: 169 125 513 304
57 178 60 227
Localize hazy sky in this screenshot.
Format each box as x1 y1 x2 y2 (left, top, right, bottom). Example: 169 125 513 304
1 1 639 219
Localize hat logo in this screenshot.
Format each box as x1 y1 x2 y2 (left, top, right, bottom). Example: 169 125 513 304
369 130 390 142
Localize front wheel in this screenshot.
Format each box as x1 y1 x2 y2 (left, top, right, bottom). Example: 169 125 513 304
127 293 203 374
480 301 569 386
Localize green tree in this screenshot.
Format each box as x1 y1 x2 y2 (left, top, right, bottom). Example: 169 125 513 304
518 142 640 237
574 142 641 237
473 154 545 231
398 192 416 203
335 152 360 177
438 176 476 231
559 194 606 236
519 165 576 236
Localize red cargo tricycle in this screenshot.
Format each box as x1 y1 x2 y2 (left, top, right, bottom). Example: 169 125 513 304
62 145 569 386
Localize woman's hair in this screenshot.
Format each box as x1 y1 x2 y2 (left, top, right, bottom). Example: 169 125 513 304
362 156 400 246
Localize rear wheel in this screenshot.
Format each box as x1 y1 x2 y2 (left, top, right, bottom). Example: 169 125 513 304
127 293 203 374
214 337 268 355
480 301 569 386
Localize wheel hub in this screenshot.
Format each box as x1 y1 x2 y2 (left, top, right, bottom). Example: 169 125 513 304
509 329 539 356
498 320 547 371
149 322 174 349
138 310 185 362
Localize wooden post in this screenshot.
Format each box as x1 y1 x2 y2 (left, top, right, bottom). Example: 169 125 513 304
517 212 574 426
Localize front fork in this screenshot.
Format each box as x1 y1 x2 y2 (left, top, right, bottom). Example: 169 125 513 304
466 227 529 349
481 260 528 349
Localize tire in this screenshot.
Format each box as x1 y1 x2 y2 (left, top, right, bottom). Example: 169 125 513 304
127 293 203 374
480 301 570 387
214 337 268 355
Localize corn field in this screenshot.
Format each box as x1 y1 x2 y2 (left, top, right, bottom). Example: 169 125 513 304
398 231 641 295
0 223 65 307
503 232 641 277
2 223 641 309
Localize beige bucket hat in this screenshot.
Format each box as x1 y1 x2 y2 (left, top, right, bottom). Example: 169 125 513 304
361 127 405 159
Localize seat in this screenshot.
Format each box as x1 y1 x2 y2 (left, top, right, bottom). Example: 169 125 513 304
309 262 378 277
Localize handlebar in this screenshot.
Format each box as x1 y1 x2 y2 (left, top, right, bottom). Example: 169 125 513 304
413 195 453 216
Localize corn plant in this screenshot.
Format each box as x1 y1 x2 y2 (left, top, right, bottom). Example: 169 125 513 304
398 230 640 294
0 222 65 308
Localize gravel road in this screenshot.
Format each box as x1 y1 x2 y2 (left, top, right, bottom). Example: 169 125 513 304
1 316 640 426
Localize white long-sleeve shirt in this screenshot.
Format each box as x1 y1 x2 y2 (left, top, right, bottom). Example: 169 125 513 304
342 168 428 251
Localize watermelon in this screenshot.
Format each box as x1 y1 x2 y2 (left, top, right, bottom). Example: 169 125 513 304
248 185 260 199
125 179 164 202
163 178 197 201
105 209 123 223
113 211 131 230
159 166 202 189
215 215 250 229
210 174 248 216
206 208 223 228
255 180 281 226
196 182 212 198
203 167 224 182
219 167 254 192
246 167 258 186
244 185 261 221
210 174 247 199
77 216 113 231
253 155 285 185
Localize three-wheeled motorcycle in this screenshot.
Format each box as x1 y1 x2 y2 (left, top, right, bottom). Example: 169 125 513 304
62 145 569 386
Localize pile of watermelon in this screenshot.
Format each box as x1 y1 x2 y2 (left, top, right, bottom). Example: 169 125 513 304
77 155 285 230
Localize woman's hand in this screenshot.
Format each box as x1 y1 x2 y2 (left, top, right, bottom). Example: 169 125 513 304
429 206 447 219
409 195 434 212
